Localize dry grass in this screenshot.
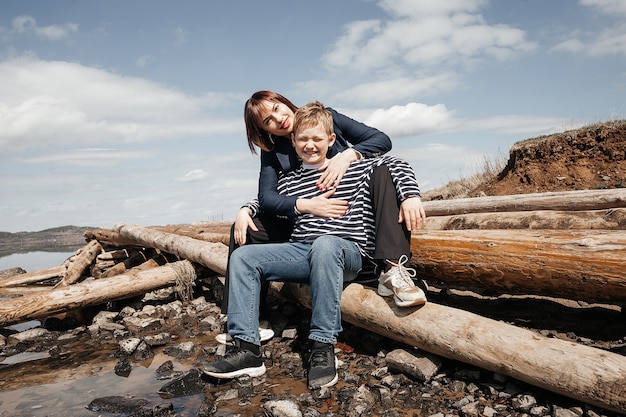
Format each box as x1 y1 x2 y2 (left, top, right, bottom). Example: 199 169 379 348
421 153 507 201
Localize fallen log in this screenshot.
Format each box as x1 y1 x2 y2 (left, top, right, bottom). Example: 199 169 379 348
84 228 137 247
114 223 228 275
410 229 626 304
152 224 231 246
423 208 626 230
55 240 103 288
0 265 65 288
289 283 626 414
0 260 196 327
422 188 626 216
97 248 157 278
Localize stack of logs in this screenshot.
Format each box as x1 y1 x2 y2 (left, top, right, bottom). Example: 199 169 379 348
0 188 625 413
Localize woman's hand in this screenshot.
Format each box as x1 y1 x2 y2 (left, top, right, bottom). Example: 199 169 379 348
233 207 257 246
296 189 349 218
316 149 360 190
398 196 427 231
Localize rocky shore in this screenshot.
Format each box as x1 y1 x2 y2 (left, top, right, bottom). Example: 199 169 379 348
1 275 623 417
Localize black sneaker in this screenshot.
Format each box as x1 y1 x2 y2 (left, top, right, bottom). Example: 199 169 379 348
307 342 338 389
203 344 266 379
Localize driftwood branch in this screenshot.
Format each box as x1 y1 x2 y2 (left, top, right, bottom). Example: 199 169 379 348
289 283 626 414
0 265 65 288
423 208 626 230
0 260 196 327
422 188 626 216
54 240 103 288
114 223 228 275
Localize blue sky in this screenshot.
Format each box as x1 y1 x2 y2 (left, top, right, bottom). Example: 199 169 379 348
1 0 625 232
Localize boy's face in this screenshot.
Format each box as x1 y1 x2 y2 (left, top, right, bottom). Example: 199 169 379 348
291 124 336 165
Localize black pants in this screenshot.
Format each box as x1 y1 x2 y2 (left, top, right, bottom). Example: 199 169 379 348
220 164 411 314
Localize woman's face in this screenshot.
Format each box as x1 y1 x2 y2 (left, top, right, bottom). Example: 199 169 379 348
256 100 295 137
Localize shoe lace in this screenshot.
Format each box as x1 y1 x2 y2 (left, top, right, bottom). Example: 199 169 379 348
223 345 252 362
310 347 332 367
386 255 416 288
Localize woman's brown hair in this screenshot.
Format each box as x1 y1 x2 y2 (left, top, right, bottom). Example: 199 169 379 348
244 90 299 154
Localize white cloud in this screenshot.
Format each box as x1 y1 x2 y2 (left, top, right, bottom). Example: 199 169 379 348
178 169 209 182
333 73 460 104
365 102 456 138
579 0 626 15
19 148 154 167
11 15 78 41
551 0 626 56
323 0 537 73
0 56 242 151
173 27 188 48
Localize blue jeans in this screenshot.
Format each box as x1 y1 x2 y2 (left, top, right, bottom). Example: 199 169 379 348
227 235 363 345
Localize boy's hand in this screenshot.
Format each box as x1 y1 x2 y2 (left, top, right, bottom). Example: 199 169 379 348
398 197 426 231
297 189 349 218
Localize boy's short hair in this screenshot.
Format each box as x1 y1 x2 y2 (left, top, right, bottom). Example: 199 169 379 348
293 101 333 137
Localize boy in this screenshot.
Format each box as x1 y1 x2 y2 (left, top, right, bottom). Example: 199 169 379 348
203 101 426 389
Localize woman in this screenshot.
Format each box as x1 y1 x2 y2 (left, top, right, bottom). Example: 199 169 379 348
219 90 425 320
233 90 393 247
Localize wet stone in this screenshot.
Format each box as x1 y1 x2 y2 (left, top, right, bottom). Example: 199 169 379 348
144 332 171 347
130 402 176 417
162 341 195 359
155 360 184 380
158 368 206 398
7 327 54 346
85 395 149 413
114 357 133 377
119 337 142 355
132 340 154 361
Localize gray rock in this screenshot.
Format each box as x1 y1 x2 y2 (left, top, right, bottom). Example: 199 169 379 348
512 393 537 411
157 368 206 398
385 348 442 382
262 399 303 417
85 395 149 413
119 337 141 355
163 341 195 359
122 316 164 333
132 341 154 361
7 327 53 345
143 332 171 347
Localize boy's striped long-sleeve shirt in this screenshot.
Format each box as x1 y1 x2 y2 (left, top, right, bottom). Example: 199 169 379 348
246 155 421 259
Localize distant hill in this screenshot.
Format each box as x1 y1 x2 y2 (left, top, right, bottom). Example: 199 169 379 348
0 225 93 257
423 120 626 201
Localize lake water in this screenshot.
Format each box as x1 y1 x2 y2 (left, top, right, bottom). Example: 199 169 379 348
0 251 74 273
0 251 74 332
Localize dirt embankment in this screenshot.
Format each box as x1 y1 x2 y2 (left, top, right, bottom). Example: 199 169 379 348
469 120 626 197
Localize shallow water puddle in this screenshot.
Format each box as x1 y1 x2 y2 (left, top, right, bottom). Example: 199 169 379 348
0 352 205 417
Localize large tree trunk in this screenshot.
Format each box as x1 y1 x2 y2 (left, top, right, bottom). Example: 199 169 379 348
421 188 626 216
409 229 626 304
288 283 626 414
423 208 626 230
0 261 196 327
152 223 231 246
114 223 228 275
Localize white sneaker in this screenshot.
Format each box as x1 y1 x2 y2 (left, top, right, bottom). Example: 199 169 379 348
377 255 427 307
215 321 275 345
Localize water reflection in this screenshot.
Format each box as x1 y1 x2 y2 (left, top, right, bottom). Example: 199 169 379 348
0 251 73 274
0 352 206 417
